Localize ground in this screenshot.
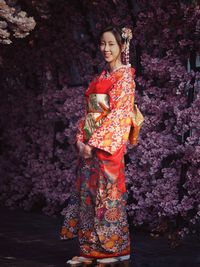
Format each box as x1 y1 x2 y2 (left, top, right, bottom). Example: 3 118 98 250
0 207 200 267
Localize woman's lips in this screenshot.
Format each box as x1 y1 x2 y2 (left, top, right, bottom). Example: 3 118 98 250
104 54 111 57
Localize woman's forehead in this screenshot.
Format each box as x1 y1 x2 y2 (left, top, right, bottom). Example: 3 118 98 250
101 31 117 42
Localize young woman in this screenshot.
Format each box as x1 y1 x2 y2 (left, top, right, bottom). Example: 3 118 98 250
60 26 136 266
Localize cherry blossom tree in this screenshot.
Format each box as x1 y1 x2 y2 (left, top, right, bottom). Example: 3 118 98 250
0 0 199 244
0 0 36 44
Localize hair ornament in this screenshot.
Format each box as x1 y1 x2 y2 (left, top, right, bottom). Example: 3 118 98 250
121 27 133 42
121 27 133 65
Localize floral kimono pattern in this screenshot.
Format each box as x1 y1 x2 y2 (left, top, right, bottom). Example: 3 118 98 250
60 64 135 258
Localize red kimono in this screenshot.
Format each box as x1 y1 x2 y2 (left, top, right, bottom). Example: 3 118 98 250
60 64 135 258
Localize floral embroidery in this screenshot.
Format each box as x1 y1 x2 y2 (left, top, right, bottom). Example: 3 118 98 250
105 207 122 223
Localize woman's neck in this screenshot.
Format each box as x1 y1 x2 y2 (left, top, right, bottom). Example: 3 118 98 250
108 61 124 73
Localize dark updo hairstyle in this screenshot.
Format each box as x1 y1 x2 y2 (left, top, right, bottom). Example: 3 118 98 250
98 26 126 49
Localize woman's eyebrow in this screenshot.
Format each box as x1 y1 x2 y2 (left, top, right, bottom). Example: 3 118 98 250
100 40 115 43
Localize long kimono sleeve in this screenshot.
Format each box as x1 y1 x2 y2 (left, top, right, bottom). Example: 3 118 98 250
88 70 135 154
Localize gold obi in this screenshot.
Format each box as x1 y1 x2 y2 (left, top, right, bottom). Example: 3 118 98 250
84 93 110 140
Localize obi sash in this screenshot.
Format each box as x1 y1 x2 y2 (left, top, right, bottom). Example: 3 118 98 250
84 93 110 140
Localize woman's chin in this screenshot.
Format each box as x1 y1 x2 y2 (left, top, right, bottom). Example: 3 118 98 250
104 58 113 63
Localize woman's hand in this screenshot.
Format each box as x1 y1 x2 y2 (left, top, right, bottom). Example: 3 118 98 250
76 141 93 159
82 144 93 159
76 141 85 155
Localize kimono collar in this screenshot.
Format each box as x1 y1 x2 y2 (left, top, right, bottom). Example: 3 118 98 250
85 64 135 96
104 63 131 77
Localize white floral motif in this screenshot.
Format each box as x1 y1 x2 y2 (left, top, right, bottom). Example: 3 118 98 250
121 27 133 42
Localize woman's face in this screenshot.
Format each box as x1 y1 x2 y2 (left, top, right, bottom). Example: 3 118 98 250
99 31 122 64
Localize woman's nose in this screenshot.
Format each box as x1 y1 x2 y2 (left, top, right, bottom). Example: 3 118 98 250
104 44 110 51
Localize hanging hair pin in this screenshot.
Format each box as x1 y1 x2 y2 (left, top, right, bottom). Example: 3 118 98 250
121 27 133 42
121 27 133 65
